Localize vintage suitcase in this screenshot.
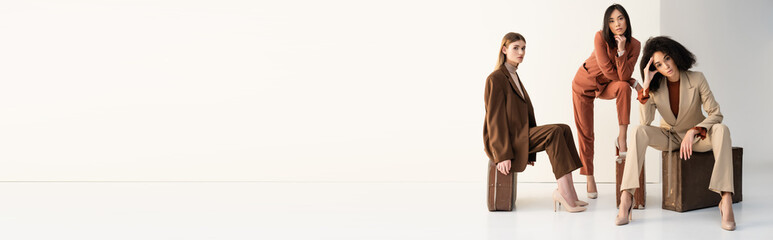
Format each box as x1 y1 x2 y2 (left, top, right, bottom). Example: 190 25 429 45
616 159 646 209
662 147 743 212
487 161 516 211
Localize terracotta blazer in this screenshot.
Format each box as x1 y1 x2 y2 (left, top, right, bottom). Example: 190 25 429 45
483 66 536 172
580 31 641 96
641 70 723 137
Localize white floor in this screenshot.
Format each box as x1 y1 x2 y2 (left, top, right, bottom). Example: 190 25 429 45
0 178 769 240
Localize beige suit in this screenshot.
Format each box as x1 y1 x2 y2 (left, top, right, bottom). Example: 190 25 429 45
621 70 734 195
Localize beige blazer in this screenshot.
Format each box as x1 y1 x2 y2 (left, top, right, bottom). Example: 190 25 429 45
483 66 536 172
641 70 723 138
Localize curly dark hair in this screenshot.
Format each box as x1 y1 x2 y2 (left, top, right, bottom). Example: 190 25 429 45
640 36 696 92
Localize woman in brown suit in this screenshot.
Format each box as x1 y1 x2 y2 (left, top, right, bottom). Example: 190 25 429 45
616 36 736 231
484 32 585 212
572 4 642 198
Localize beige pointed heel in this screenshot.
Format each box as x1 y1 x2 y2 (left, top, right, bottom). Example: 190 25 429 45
615 137 627 164
615 193 634 226
587 176 598 199
719 200 736 231
587 192 598 199
553 189 586 213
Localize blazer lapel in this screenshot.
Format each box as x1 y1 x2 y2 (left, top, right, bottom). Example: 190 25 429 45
675 71 696 125
500 67 526 101
514 72 528 101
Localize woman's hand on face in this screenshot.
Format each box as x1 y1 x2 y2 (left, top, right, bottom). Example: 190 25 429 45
496 160 512 175
643 57 657 89
680 129 697 160
615 35 627 50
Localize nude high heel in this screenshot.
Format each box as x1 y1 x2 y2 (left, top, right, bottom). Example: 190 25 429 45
615 193 634 226
553 189 586 213
587 191 598 199
719 200 736 231
587 177 598 199
615 137 627 164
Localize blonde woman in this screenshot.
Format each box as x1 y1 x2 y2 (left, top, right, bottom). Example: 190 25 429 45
483 32 586 212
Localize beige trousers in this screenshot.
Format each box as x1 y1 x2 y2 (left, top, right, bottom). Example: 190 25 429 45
620 124 734 195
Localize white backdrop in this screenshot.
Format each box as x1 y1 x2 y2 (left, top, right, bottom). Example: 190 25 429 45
660 0 773 180
0 0 664 182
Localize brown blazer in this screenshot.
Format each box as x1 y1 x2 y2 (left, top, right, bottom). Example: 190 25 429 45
483 66 536 172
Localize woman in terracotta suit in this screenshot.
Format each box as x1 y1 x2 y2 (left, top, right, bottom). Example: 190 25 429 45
484 32 585 212
572 4 642 198
616 36 736 231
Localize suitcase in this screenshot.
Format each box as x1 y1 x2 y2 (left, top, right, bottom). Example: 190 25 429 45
662 147 743 212
487 161 516 211
616 159 646 209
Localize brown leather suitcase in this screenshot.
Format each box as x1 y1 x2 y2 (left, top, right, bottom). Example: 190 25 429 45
662 147 743 212
616 159 646 209
487 161 516 211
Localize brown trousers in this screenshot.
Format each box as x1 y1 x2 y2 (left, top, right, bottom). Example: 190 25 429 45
527 124 583 179
572 67 632 175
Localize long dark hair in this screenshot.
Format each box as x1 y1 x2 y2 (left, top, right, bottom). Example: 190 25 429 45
602 4 632 49
639 36 696 92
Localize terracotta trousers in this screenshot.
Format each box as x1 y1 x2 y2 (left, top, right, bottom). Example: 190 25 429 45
620 124 734 195
571 66 632 175
527 124 583 179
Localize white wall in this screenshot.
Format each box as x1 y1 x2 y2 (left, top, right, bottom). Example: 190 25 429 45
0 0 661 182
660 0 773 176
